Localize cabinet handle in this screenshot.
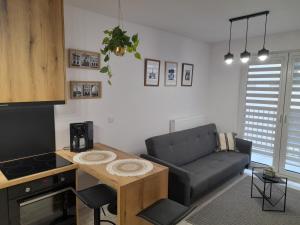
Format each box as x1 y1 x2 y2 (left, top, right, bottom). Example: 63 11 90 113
25 187 31 193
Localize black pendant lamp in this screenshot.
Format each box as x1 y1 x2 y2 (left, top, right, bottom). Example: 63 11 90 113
258 13 269 61
225 11 270 66
240 18 251 63
224 21 234 65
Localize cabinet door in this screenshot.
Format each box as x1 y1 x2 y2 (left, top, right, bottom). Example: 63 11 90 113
0 189 9 225
0 0 65 103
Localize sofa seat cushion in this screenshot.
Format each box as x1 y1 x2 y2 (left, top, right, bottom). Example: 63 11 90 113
181 152 249 199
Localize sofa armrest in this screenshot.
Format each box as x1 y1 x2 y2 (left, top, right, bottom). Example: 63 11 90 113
140 154 190 183
140 154 191 205
236 138 252 162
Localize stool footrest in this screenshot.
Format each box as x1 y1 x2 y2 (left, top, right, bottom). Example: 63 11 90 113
137 199 192 225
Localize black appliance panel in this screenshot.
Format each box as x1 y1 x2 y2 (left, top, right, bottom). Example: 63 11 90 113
0 189 9 225
0 105 55 161
8 170 76 225
0 153 72 180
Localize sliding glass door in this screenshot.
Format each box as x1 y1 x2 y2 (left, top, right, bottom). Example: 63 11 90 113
241 54 288 166
280 53 300 176
241 51 300 179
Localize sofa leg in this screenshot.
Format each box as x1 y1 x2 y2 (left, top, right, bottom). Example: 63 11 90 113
240 170 244 175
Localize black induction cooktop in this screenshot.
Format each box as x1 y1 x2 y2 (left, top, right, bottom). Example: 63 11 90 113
0 153 73 180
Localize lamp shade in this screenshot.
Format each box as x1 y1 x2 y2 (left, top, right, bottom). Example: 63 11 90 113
258 48 269 61
224 52 234 65
240 50 251 63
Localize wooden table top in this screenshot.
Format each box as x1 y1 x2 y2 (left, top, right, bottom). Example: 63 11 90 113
0 143 167 190
57 143 168 189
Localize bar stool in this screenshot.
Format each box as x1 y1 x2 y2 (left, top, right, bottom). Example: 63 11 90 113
72 184 117 225
137 199 193 225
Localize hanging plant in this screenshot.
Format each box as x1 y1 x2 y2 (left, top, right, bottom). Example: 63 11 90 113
100 0 141 85
100 26 141 85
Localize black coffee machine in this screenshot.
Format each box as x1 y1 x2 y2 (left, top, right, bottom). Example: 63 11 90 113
70 121 93 152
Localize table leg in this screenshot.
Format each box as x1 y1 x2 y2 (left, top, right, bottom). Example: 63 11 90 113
283 178 287 212
251 168 254 198
262 182 266 211
117 170 168 225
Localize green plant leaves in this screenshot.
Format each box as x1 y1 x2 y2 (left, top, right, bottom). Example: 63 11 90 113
132 34 138 43
104 54 110 62
100 26 142 85
100 66 109 73
102 37 110 45
134 52 142 60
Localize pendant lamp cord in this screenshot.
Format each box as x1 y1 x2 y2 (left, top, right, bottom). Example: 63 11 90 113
244 18 249 51
118 0 123 28
263 14 268 48
228 21 232 52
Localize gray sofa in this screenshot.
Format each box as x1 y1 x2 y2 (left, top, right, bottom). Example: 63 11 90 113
141 123 252 206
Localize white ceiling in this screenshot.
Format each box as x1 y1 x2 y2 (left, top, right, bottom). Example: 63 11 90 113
65 0 300 43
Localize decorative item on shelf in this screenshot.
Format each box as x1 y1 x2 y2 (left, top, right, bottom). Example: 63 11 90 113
263 167 276 178
165 61 178 86
181 63 194 86
224 11 270 65
144 58 160 86
100 0 141 85
70 81 101 99
69 49 100 69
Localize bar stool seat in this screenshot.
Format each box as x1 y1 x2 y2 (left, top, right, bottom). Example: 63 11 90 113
73 184 117 225
137 199 192 225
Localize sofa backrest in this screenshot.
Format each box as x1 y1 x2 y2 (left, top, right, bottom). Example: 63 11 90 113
145 124 218 166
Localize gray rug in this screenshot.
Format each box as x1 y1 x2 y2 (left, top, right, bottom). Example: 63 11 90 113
186 176 300 225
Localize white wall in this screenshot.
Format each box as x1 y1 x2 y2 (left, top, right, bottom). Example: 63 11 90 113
54 4 211 154
208 30 300 133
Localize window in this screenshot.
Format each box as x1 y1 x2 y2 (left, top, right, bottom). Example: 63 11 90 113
240 52 300 179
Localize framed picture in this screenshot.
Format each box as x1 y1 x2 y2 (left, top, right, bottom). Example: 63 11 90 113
144 58 160 86
70 81 102 99
69 49 100 70
181 63 194 86
165 61 178 86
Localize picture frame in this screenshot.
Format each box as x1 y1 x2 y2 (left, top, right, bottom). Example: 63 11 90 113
69 49 100 70
70 81 102 99
181 63 194 86
144 58 160 86
165 61 178 86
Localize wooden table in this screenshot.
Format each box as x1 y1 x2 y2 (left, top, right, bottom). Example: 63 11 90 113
57 143 168 225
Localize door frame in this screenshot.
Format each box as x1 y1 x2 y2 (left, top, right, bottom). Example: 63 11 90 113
278 51 300 180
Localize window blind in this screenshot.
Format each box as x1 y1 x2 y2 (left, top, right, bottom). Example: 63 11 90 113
243 63 282 163
285 62 300 171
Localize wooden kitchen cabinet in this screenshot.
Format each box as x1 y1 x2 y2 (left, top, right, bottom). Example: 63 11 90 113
0 0 65 104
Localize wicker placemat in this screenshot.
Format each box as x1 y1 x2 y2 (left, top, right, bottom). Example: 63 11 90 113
73 150 117 165
106 159 153 177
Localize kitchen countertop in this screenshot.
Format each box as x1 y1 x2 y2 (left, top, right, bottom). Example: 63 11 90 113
57 143 168 225
0 143 168 225
0 161 77 189
0 143 167 190
56 143 168 189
